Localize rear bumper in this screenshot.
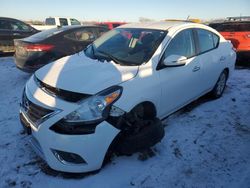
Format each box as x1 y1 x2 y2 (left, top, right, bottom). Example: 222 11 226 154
15 57 44 73
16 62 40 73
14 52 57 72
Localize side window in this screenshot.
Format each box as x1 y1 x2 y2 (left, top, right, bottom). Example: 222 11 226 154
96 28 109 37
112 24 121 28
212 33 219 48
9 21 31 31
59 18 68 26
70 19 81 25
216 24 238 32
45 18 56 25
197 29 219 53
64 28 97 42
99 24 109 29
163 29 195 59
0 20 11 30
238 23 250 31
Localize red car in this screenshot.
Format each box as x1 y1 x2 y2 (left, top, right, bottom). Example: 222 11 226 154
209 17 250 64
95 22 127 30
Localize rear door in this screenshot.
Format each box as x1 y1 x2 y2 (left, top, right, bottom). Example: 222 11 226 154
194 28 223 91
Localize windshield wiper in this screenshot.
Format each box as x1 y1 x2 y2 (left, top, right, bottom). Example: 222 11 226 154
96 50 128 66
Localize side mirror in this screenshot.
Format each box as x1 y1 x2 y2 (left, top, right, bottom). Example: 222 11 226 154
163 55 187 67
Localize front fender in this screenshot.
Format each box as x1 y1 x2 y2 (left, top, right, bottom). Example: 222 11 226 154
114 63 161 116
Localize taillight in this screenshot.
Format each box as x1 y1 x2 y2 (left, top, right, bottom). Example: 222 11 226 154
246 34 250 38
25 44 54 52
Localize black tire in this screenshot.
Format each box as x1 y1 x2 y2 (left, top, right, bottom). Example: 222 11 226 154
210 70 228 99
117 118 165 155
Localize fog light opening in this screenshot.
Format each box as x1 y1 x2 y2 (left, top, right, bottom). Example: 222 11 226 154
51 149 87 165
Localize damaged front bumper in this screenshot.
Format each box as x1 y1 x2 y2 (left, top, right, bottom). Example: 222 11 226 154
19 80 121 173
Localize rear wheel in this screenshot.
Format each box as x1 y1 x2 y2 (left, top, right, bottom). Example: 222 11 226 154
210 70 228 98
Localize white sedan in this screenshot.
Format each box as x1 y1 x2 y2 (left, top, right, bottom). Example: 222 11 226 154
20 21 236 173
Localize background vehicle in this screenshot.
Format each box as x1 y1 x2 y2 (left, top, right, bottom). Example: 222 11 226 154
209 16 250 64
20 21 236 173
31 17 81 31
95 22 126 29
0 17 38 54
14 25 109 72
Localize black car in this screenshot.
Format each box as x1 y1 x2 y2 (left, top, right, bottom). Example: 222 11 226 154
14 25 109 72
0 17 39 54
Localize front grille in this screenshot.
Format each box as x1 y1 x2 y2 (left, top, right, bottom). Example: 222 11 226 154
34 76 91 102
21 92 54 126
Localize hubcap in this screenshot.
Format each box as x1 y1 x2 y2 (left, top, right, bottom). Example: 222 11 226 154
216 73 226 95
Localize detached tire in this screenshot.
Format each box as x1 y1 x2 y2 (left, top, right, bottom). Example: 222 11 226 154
118 118 165 155
210 70 228 99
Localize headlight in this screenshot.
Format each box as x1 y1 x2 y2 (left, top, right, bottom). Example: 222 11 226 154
63 86 122 123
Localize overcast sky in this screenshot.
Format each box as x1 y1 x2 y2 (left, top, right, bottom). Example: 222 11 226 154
1 0 249 22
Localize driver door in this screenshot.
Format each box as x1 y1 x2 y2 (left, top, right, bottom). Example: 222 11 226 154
158 29 203 117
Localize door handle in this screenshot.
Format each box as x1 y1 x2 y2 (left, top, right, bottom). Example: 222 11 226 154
220 56 226 61
192 66 200 72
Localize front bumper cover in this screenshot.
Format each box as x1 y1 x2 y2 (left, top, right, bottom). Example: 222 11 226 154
20 109 120 173
20 79 120 173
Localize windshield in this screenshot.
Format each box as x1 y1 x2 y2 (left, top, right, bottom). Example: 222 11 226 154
84 28 167 66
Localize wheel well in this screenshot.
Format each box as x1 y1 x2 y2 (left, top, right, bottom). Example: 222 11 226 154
131 101 157 119
224 68 229 79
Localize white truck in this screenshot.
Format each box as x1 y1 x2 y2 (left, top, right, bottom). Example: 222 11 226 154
31 17 81 31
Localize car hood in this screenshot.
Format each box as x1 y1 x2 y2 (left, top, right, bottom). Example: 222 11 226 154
35 53 139 94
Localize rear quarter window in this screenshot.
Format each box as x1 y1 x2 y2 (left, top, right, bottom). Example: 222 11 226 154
197 29 220 53
70 19 81 25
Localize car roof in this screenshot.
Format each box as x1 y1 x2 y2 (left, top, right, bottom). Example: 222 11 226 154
0 17 24 22
209 20 250 24
46 25 108 31
97 21 126 24
118 21 197 30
